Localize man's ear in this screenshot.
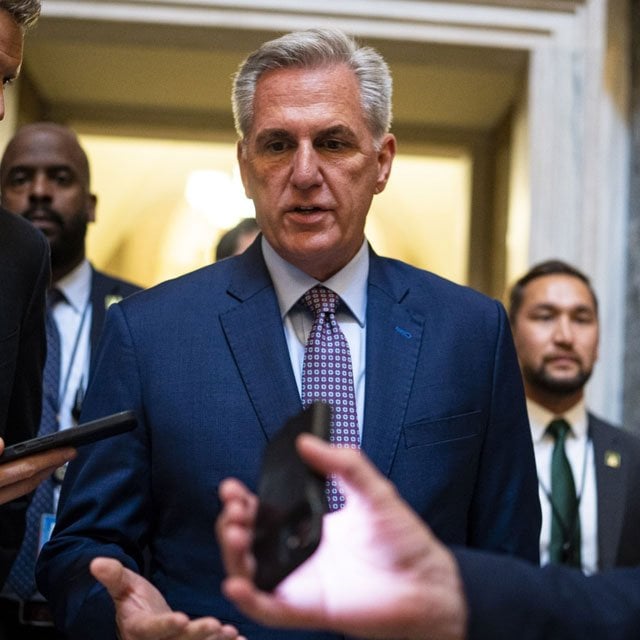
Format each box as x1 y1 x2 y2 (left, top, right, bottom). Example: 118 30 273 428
237 140 252 199
374 133 396 195
87 193 97 223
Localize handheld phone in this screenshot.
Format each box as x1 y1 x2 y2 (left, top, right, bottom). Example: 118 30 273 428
0 410 137 464
252 401 331 591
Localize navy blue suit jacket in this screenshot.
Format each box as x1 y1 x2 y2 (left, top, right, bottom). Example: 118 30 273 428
457 548 640 639
37 241 540 639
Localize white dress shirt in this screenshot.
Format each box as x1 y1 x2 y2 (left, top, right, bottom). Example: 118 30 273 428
261 236 368 438
528 398 598 573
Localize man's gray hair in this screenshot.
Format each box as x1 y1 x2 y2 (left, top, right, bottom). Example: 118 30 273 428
232 27 393 143
0 0 41 29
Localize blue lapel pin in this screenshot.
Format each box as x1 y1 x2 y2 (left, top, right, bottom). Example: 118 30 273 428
394 326 412 339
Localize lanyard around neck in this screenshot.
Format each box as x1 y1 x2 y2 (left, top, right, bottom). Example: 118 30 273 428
57 299 91 412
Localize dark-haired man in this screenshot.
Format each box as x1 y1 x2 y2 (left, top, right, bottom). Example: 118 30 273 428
509 259 640 572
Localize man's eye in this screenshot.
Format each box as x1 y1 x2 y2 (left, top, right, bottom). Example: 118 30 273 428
321 139 346 150
7 173 28 186
52 172 73 186
264 140 289 153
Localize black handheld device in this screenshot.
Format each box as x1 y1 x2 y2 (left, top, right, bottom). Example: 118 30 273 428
0 410 137 464
252 401 331 591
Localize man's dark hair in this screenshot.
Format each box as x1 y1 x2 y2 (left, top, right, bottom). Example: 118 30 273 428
215 217 259 261
508 259 598 324
0 0 41 30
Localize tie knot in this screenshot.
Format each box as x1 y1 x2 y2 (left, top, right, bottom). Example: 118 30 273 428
547 418 571 442
301 286 340 318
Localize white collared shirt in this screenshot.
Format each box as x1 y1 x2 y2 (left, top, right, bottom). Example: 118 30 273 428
528 398 598 573
261 236 368 438
53 260 93 433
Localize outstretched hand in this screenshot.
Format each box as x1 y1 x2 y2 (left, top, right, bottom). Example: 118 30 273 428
216 434 467 640
0 437 75 504
90 558 245 640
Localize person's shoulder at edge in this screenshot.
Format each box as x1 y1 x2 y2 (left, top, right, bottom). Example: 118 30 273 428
371 250 504 312
112 246 261 316
0 205 49 257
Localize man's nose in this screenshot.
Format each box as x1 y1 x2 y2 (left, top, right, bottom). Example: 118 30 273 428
29 173 53 200
291 144 322 190
552 316 574 343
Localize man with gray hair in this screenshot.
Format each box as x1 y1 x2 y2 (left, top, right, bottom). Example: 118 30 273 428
39 28 539 640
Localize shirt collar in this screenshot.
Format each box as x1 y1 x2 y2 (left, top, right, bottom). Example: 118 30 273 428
54 260 92 314
527 397 588 443
261 236 368 327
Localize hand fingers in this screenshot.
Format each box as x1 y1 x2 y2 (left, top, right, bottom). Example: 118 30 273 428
0 447 76 487
90 557 130 601
217 479 258 579
173 618 243 640
222 576 321 631
0 467 53 504
296 434 399 505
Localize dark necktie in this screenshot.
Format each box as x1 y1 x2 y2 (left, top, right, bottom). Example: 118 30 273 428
547 418 581 567
301 286 359 510
6 290 62 598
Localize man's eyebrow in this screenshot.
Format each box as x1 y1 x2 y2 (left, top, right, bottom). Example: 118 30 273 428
255 129 292 143
528 302 595 314
317 125 356 138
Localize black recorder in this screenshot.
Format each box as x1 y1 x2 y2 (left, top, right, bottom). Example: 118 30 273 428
0 410 137 463
252 401 331 591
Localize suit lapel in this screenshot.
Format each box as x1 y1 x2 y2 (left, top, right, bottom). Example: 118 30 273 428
220 245 302 442
362 254 424 475
591 417 627 569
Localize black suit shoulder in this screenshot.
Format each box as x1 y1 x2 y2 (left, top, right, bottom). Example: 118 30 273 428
589 412 640 569
589 413 640 446
0 208 49 442
0 208 50 583
457 547 640 640
88 267 142 366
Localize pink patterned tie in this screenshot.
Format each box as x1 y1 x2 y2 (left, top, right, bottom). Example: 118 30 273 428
301 286 360 509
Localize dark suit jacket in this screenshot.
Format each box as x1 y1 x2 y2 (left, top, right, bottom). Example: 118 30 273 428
0 208 49 583
589 413 640 570
457 547 640 639
37 240 541 639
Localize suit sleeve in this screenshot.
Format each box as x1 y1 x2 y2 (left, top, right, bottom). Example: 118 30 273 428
36 303 148 639
5 227 48 445
0 227 49 583
455 548 640 640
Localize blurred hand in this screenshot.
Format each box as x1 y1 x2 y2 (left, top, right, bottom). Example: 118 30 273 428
217 434 468 640
90 558 246 640
0 438 75 504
